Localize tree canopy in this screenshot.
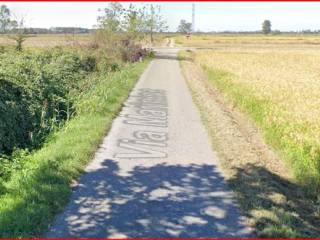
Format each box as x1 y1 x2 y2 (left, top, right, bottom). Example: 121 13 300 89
97 3 167 44
0 5 11 33
262 20 272 34
177 19 192 34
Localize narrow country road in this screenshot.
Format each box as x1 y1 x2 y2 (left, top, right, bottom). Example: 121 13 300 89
46 49 251 238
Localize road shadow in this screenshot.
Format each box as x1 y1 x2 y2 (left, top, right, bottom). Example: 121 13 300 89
154 53 178 60
47 160 250 238
228 163 320 237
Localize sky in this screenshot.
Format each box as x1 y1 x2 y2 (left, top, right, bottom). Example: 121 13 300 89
3 2 320 32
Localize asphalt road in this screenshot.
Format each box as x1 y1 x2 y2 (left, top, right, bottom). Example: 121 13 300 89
46 49 251 238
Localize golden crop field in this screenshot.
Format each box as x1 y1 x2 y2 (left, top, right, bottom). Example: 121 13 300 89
180 34 320 193
179 34 320 237
175 34 320 51
0 33 92 48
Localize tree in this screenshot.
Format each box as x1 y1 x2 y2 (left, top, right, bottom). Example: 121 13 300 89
95 3 125 60
0 5 11 33
96 3 167 45
97 2 124 33
144 5 168 43
177 19 192 34
123 4 146 41
262 20 271 35
8 16 31 51
95 2 150 63
0 5 32 50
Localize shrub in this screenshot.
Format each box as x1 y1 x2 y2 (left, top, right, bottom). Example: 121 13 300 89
0 41 151 155
119 39 149 62
0 80 32 152
0 49 94 153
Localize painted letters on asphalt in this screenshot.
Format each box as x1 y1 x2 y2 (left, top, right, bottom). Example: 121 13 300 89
114 88 168 159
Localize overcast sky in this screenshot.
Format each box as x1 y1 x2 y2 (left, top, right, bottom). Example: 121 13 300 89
3 2 320 32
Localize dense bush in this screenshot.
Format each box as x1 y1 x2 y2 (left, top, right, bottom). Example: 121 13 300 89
0 58 150 237
0 29 152 237
0 80 31 152
119 39 150 63
91 30 153 72
0 42 152 156
0 49 94 153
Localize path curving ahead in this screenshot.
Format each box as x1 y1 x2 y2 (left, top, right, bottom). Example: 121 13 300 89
46 49 251 238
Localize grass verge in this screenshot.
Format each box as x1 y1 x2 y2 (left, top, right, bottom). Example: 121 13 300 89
0 59 150 237
203 67 320 195
179 51 320 237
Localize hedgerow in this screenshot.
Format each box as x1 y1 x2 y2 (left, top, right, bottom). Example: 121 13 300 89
0 48 93 153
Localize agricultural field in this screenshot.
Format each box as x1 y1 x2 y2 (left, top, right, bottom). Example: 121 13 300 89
175 34 320 51
0 33 92 48
179 34 320 237
0 33 169 49
197 49 320 188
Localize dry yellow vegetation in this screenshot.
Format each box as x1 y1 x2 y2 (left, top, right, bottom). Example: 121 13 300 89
177 34 320 194
179 35 320 237
175 34 320 50
195 49 320 191
180 52 320 238
0 33 170 49
0 33 92 48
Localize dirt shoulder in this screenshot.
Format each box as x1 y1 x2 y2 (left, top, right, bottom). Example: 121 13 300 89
179 51 320 237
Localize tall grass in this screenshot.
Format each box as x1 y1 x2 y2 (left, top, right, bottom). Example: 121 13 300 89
0 59 150 237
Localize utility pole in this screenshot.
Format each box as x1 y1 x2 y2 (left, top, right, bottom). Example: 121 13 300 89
192 3 195 33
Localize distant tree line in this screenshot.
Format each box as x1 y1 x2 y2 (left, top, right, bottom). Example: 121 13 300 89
198 30 320 35
24 27 92 34
0 4 92 35
1 4 94 51
176 18 320 35
1 26 93 35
